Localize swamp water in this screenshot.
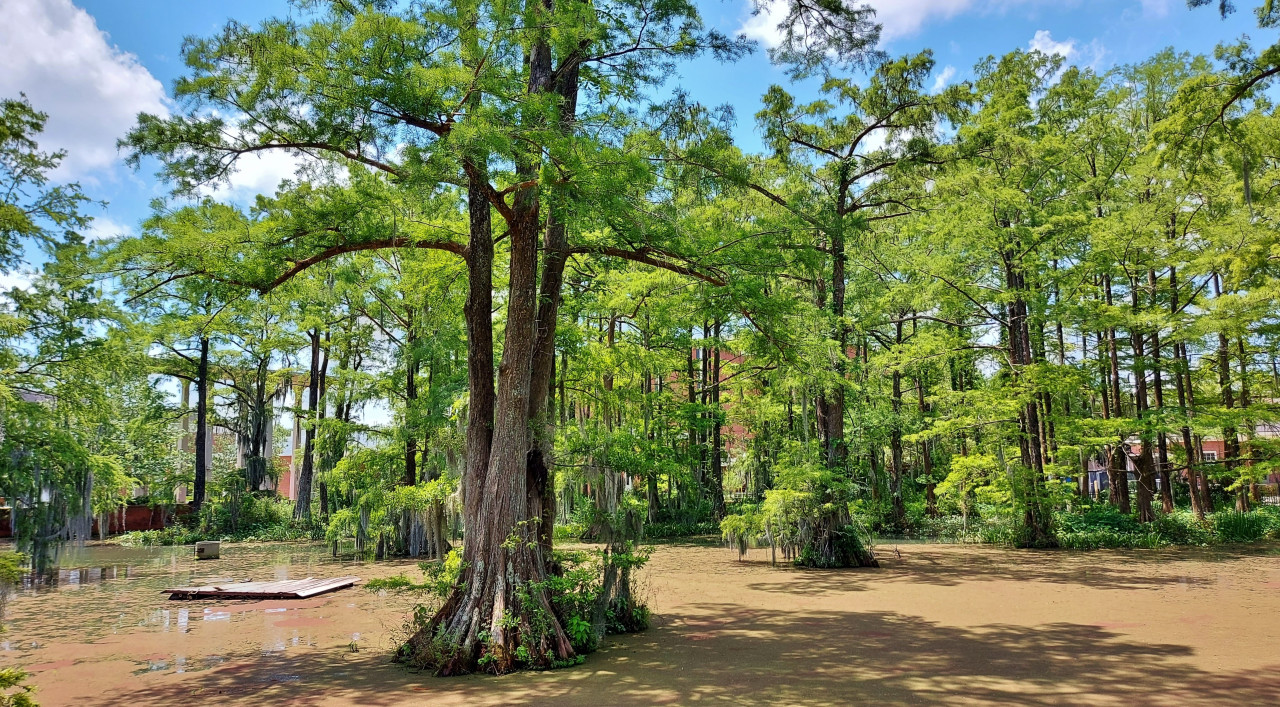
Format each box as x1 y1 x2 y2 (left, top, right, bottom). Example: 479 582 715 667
0 542 423 695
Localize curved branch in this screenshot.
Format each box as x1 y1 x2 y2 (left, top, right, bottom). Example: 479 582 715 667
574 245 727 287
258 237 466 293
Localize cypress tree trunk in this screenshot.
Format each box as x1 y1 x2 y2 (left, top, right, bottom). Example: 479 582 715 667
406 24 576 668
1004 249 1055 547
1169 265 1207 517
192 336 211 510
1149 270 1173 513
1105 274 1131 513
524 52 581 562
405 315 419 487
889 319 906 529
1214 276 1240 511
710 318 725 519
294 329 321 521
1131 322 1156 523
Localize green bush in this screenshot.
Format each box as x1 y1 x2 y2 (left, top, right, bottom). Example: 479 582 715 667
366 549 463 600
865 503 1280 549
644 520 718 538
1212 510 1273 543
114 498 316 546
0 667 35 707
552 523 587 541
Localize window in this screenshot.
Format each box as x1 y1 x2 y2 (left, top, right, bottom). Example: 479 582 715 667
1202 450 1217 461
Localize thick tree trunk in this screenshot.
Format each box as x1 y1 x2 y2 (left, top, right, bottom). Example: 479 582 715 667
1131 322 1157 523
406 27 575 670
406 318 419 486
294 329 321 521
917 375 937 517
888 320 906 529
524 54 581 561
192 336 210 510
1005 250 1055 547
710 319 725 519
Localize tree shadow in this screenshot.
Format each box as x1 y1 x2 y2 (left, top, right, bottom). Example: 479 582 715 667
736 542 1280 595
110 603 1279 706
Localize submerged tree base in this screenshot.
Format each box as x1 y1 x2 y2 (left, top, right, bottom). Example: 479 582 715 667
795 521 880 568
396 546 651 676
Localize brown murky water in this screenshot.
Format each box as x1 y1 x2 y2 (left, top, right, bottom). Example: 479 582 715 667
4 540 1280 705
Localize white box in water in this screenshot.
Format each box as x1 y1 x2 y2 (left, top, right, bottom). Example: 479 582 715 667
196 541 220 560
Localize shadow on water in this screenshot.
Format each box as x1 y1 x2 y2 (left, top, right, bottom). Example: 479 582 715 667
108 604 1280 706
6 541 1280 705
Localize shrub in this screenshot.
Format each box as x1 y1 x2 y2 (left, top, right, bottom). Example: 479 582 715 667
114 498 316 546
644 521 718 539
0 668 35 707
1212 510 1272 543
552 523 587 541
367 549 463 600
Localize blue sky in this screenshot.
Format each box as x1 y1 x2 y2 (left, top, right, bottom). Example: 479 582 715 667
0 0 1265 287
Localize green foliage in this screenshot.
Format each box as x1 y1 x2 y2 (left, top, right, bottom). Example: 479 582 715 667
116 497 312 546
1212 509 1276 543
0 94 91 271
893 504 1280 549
365 550 463 600
644 520 719 538
16 0 1280 681
0 668 35 707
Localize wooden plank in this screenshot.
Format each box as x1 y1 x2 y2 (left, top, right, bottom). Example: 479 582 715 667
163 576 360 600
294 577 358 597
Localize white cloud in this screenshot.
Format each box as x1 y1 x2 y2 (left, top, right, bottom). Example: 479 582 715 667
82 216 133 242
1028 30 1107 70
932 65 958 93
0 0 168 179
741 1 1149 51
740 1 1016 48
0 268 38 294
1028 29 1075 58
738 2 789 51
740 0 970 48
206 152 310 202
869 0 984 42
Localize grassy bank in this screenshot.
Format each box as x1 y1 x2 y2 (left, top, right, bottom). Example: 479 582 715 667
883 505 1280 549
112 497 319 546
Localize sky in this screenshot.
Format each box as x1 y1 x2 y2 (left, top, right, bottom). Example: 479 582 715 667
0 0 1266 289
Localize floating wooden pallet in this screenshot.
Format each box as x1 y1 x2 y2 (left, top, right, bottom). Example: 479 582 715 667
163 576 360 600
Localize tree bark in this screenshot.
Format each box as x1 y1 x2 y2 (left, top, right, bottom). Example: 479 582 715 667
1130 306 1157 523
1214 275 1240 511
710 318 725 519
294 329 321 521
889 319 906 529
524 51 582 561
1148 271 1174 513
192 336 210 510
1104 274 1131 514
405 314 420 486
1005 249 1055 546
407 25 574 671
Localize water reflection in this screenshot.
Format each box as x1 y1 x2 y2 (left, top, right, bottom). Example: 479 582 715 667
20 564 130 591
0 541 419 683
